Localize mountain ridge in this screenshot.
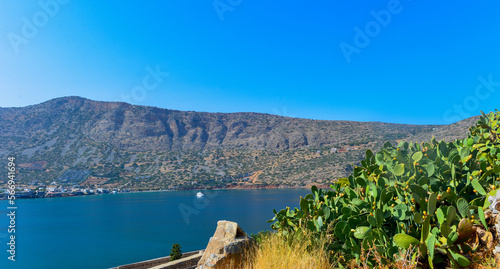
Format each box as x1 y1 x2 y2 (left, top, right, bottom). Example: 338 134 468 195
0 96 479 189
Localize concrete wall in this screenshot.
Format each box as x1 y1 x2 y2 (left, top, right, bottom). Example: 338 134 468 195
149 252 203 269
111 250 204 269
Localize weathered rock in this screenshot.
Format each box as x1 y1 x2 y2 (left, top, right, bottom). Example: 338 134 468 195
197 220 253 269
493 212 500 263
488 190 500 214
486 190 500 262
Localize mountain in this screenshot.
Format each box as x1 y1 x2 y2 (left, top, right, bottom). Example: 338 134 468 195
0 97 478 190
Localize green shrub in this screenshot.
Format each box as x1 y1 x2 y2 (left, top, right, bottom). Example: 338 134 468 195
169 243 182 261
269 110 500 268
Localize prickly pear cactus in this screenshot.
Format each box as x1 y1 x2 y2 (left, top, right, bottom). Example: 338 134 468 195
269 110 500 268
457 218 474 241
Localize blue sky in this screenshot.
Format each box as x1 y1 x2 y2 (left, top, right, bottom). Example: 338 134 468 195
1 0 500 124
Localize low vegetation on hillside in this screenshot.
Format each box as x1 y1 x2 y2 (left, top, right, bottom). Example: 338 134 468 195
0 97 476 190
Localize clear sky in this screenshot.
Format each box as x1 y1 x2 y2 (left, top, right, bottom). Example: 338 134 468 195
1 0 500 124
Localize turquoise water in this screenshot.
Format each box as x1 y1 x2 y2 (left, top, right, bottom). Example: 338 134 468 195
0 189 307 269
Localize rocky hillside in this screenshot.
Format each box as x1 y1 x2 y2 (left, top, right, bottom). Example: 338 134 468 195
0 97 478 190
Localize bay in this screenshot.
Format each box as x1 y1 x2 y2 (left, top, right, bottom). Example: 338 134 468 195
0 189 308 269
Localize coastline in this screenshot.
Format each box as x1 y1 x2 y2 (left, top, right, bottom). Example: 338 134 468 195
1 184 322 201
0 188 307 269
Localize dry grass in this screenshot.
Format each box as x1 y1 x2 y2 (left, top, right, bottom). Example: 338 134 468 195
240 232 333 269
236 231 497 269
467 251 499 269
350 244 419 269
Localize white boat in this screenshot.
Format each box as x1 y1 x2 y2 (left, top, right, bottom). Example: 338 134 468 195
196 192 204 198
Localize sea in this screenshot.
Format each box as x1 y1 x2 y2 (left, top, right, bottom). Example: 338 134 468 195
0 188 308 269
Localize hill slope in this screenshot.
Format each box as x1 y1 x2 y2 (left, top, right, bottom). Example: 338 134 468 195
0 97 477 190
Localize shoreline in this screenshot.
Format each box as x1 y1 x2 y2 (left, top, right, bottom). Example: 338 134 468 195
113 183 327 194
1 184 326 201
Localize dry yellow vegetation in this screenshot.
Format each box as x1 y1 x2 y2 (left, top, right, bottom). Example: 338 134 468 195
240 232 333 269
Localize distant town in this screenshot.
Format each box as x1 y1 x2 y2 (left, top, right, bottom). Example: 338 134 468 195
0 184 127 200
